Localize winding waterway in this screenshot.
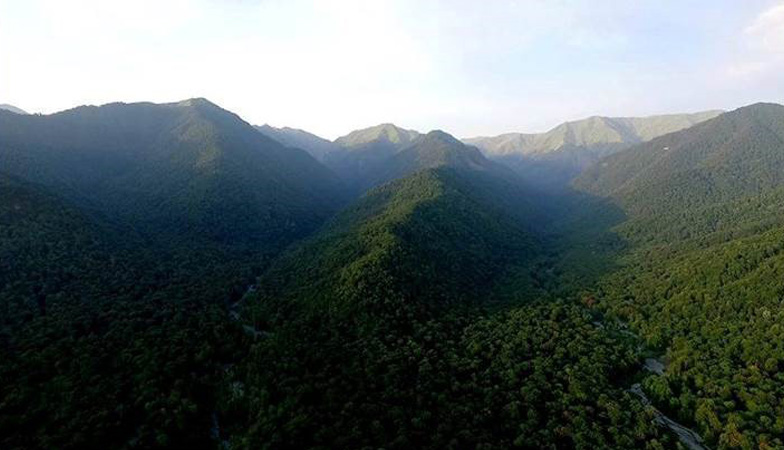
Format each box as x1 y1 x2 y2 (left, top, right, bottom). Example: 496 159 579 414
633 356 710 450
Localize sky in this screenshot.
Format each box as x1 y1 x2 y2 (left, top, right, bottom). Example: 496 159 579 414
1 0 783 139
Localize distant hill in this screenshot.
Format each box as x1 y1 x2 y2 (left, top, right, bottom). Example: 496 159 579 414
325 123 421 189
255 124 342 161
0 104 27 114
465 110 723 189
370 130 511 187
335 123 421 148
325 126 512 193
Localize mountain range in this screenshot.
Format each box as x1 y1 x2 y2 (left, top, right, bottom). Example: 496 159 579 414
464 110 723 188
0 98 346 250
257 111 723 191
3 98 784 450
255 124 342 162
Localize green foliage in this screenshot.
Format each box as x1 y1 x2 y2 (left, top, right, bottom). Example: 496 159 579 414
572 103 784 449
0 99 346 250
222 301 671 449
252 167 540 322
0 99 349 449
9 99 784 450
220 166 672 449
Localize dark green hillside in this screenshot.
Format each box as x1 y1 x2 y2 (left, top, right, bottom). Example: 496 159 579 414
252 167 539 324
0 173 121 321
576 103 784 243
325 123 420 190
0 100 349 450
215 166 674 449
370 130 507 187
570 103 784 448
0 99 346 251
0 171 253 450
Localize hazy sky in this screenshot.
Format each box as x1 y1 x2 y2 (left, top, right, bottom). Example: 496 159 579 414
2 0 783 138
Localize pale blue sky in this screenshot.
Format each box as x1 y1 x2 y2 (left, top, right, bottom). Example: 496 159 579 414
1 0 783 138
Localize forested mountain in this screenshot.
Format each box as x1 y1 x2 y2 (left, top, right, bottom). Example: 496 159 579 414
6 97 784 450
0 99 349 450
335 122 421 148
324 123 421 188
576 103 784 242
0 99 346 251
466 110 722 189
255 124 342 161
569 103 784 448
253 166 539 319
0 172 123 320
0 104 27 114
324 127 510 193
369 130 513 187
216 165 673 449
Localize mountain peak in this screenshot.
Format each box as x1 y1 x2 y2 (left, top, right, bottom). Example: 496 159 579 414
422 129 462 145
0 103 27 115
729 102 784 117
335 123 421 148
174 97 219 108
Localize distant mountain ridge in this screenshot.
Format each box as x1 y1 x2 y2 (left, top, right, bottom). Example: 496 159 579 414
317 124 509 193
255 124 342 161
465 110 723 156
0 103 27 114
575 103 784 236
255 111 723 193
371 130 506 187
334 123 421 148
464 110 723 189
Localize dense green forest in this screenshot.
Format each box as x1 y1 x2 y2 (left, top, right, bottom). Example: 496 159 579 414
216 167 673 449
3 100 784 449
0 100 347 449
0 171 251 449
572 103 784 449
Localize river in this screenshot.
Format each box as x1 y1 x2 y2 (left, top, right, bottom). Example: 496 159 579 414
632 356 710 450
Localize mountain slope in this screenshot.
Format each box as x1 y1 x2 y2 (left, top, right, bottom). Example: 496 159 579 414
370 130 512 187
220 163 672 449
250 167 540 324
328 127 514 193
466 110 722 188
0 173 124 319
0 99 347 251
0 104 27 114
334 123 421 149
568 102 784 447
255 124 342 161
576 103 784 242
0 100 351 449
325 123 421 189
